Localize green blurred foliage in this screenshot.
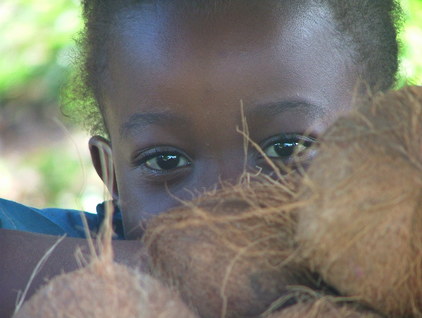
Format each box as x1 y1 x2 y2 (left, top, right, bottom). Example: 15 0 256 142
0 0 81 107
398 0 422 86
26 148 82 204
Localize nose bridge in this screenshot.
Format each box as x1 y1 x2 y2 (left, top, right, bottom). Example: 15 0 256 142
218 155 248 183
188 112 251 192
196 152 248 192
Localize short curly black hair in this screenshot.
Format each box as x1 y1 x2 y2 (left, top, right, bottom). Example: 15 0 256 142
63 0 402 136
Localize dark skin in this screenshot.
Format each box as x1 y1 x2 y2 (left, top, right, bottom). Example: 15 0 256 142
1 1 359 316
90 1 358 238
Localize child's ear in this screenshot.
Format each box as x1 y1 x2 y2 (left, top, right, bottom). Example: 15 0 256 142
89 136 119 201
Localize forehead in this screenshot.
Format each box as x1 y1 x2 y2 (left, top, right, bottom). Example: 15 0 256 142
112 1 303 60
104 0 354 126
109 1 338 73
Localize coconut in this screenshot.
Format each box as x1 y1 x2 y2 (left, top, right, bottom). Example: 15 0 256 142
143 176 320 318
265 298 382 318
13 257 197 318
296 86 422 317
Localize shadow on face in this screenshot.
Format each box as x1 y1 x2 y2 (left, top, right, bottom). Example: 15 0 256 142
89 0 359 239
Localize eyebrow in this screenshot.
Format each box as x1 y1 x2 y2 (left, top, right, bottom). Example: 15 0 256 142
119 100 324 138
245 100 326 119
119 111 187 138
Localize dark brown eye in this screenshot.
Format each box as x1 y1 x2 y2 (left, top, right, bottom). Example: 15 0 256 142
263 135 315 161
144 152 190 171
265 140 301 157
263 134 315 162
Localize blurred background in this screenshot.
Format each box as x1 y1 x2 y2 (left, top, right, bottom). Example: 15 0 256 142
0 0 421 213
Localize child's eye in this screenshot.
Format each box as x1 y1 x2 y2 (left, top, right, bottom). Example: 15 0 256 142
264 140 303 158
145 153 190 171
133 149 191 172
261 134 316 162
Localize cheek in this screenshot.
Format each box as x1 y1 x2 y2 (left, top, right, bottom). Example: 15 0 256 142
114 168 180 238
114 166 197 238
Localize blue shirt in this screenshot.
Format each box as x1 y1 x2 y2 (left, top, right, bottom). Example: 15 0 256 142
0 198 124 239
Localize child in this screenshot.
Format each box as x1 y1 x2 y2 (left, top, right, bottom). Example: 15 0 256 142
0 0 401 316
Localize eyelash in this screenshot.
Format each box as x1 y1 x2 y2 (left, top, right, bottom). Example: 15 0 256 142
131 134 316 175
132 148 192 173
260 134 316 163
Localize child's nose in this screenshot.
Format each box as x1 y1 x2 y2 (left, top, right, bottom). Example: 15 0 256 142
193 158 255 192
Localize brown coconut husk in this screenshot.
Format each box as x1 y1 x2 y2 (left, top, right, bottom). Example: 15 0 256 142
265 297 383 318
13 259 197 318
296 86 422 317
143 174 323 318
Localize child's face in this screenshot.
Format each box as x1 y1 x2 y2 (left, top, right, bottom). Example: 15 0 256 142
90 1 359 238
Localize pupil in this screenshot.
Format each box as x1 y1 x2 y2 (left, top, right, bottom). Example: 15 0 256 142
157 154 179 170
274 140 297 157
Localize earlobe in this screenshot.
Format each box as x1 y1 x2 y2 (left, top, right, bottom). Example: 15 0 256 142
89 136 119 200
